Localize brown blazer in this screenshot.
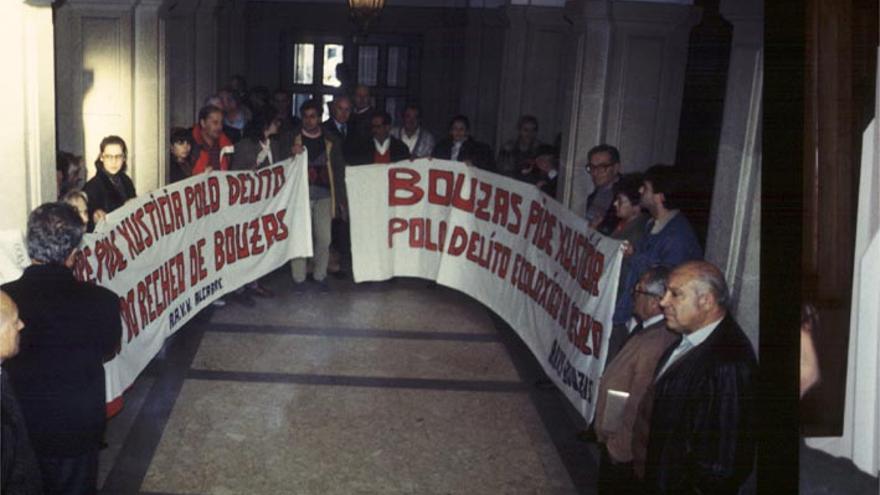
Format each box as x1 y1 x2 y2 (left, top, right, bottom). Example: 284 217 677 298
595 318 678 463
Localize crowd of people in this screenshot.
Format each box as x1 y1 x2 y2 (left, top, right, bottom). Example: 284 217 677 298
6 75 762 494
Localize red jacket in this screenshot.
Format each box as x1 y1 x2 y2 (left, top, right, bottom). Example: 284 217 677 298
191 125 232 174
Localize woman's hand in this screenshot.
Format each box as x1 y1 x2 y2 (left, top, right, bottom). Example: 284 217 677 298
92 209 107 224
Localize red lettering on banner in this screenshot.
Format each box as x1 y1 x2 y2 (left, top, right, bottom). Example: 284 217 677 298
144 202 160 239
261 213 279 249
271 165 286 196
184 180 221 221
135 208 153 248
388 168 423 206
189 239 208 285
450 175 475 212
591 320 603 358
207 177 221 213
409 218 425 248
507 193 523 234
129 252 187 332
474 181 492 221
447 226 468 256
225 169 285 206
274 210 289 240
94 232 128 283
72 247 95 283
555 224 572 266
491 188 510 227
121 290 138 342
428 170 454 206
250 219 265 255
170 191 185 229
536 210 556 257
214 210 288 270
389 218 407 248
136 281 149 330
427 219 446 252
524 200 543 239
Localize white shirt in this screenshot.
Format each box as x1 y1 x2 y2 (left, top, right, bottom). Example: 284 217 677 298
374 138 390 155
628 313 664 333
650 209 680 234
656 316 723 379
451 141 463 161
401 128 420 153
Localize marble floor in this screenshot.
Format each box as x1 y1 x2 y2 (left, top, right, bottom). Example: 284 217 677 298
97 271 598 495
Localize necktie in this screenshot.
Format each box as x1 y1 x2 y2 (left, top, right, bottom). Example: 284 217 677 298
340 123 347 137
656 336 692 380
631 322 644 336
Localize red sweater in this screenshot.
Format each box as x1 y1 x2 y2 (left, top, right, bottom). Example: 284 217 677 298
191 125 232 174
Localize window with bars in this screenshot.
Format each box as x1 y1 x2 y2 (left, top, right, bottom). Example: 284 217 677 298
287 35 420 125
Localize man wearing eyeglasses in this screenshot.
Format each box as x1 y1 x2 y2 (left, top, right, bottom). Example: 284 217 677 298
595 265 678 494
585 144 622 235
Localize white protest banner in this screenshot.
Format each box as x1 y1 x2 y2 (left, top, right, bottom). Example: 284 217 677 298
346 159 623 421
66 155 312 403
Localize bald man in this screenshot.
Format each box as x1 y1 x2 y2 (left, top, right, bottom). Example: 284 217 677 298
1 291 43 494
633 261 757 495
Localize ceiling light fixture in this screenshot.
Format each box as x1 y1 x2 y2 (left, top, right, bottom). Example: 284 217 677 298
349 0 385 34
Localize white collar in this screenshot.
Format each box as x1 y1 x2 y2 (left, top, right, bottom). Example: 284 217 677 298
374 138 390 154
642 313 665 329
628 313 664 332
650 209 679 234
683 316 724 348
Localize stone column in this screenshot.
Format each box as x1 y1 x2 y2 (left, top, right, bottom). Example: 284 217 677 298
705 0 763 350
0 1 57 231
133 0 165 192
558 0 700 215
558 0 613 210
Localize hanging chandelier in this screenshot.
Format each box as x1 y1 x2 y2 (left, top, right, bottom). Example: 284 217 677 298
349 0 385 33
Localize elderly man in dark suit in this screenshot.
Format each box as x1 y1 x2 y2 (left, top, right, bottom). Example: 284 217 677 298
595 265 678 494
634 260 757 495
2 202 121 495
1 290 42 494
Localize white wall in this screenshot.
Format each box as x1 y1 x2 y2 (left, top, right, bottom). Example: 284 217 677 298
0 1 56 232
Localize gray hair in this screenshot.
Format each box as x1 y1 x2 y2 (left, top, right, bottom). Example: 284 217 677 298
26 202 85 264
689 262 730 309
641 264 671 298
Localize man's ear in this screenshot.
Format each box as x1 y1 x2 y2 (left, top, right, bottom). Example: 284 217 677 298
656 191 666 207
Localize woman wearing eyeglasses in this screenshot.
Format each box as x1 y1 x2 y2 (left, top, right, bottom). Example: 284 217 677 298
82 135 137 232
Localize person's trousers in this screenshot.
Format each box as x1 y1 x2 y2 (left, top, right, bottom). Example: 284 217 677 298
37 450 98 495
331 217 352 271
598 444 641 494
290 197 332 282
